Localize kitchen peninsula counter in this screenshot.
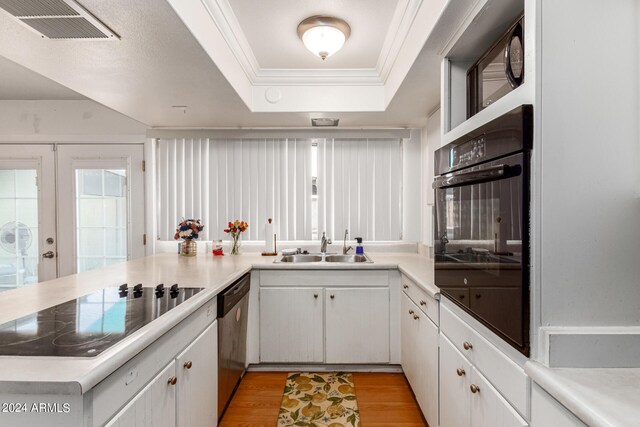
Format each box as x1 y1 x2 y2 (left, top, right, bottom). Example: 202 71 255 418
0 252 436 392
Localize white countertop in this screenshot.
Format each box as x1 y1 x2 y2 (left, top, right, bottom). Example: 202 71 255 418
526 361 640 427
0 252 435 393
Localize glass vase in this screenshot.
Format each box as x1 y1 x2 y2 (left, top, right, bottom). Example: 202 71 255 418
180 240 197 257
230 234 241 255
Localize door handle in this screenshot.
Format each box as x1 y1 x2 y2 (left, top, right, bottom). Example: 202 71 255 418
42 251 55 259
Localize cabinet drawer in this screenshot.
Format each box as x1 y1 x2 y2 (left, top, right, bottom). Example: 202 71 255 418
401 274 438 326
260 270 389 287
441 302 529 418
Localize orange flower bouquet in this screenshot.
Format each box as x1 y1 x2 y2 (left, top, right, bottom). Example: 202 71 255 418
224 220 248 255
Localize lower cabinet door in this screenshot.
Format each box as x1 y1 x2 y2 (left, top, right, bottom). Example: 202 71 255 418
176 322 218 427
439 335 471 427
325 287 390 363
470 367 528 427
416 305 439 427
105 361 177 427
260 287 324 362
401 293 417 389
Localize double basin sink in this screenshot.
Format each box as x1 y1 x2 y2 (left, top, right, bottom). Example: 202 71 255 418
275 253 373 264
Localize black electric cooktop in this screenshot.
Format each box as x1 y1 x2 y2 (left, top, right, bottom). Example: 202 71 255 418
0 284 203 357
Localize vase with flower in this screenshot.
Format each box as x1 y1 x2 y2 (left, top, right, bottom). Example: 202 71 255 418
224 220 248 255
174 219 204 257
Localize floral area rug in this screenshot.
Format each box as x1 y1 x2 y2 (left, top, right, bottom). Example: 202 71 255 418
277 372 361 427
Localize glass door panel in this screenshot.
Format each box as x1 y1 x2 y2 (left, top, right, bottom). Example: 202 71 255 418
0 145 57 291
75 169 127 273
0 169 39 290
56 145 144 277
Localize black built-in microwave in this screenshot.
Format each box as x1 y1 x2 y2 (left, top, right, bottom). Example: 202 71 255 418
467 15 524 118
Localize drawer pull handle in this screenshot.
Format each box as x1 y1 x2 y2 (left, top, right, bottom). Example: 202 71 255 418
330 294 335 299
463 341 473 350
456 368 465 377
470 384 480 394
403 284 409 289
413 315 419 320
313 293 318 299
184 361 193 369
419 300 427 306
168 376 177 386
409 310 414 315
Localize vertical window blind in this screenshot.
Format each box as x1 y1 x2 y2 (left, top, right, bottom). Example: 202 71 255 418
156 137 402 242
317 138 402 241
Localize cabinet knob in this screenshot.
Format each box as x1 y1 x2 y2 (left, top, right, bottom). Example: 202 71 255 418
419 300 427 306
470 384 480 394
413 315 419 320
168 376 177 386
456 368 466 377
403 284 409 289
463 341 473 350
408 310 414 315
313 293 318 299
184 361 193 369
330 294 335 299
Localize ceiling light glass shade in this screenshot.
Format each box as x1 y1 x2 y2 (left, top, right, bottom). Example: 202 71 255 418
298 16 351 60
302 26 345 60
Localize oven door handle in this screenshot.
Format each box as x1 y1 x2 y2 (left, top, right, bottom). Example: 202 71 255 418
433 164 520 189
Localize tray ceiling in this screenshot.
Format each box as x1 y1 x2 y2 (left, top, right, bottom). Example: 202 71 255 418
0 0 480 127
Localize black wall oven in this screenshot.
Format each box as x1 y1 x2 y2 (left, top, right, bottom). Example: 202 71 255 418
433 105 532 356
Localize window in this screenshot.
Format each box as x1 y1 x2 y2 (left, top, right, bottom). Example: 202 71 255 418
156 137 402 242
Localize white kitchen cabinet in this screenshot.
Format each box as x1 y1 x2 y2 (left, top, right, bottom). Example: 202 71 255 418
176 322 218 427
325 287 390 363
440 333 471 427
105 361 177 427
440 335 527 427
259 287 324 363
400 292 438 426
258 270 392 364
98 302 218 427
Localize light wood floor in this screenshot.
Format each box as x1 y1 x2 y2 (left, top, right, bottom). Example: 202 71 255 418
219 371 429 427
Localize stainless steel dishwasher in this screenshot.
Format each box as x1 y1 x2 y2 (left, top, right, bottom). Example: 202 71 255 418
217 273 250 420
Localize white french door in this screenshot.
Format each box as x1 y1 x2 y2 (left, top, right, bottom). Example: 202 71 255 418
0 146 57 291
0 143 144 290
57 145 144 277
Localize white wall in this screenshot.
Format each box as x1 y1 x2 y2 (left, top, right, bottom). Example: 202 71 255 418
0 100 146 142
403 129 423 243
421 107 441 250
538 0 640 327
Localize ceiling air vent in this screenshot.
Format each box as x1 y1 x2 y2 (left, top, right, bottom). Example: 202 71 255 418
0 0 119 39
312 118 339 127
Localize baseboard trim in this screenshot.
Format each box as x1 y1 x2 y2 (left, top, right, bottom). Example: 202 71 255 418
247 363 403 373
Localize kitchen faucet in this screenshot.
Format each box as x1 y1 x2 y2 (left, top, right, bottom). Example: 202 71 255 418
343 229 353 255
440 232 449 254
320 232 332 253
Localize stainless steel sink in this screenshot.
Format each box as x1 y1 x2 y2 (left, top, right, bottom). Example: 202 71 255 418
279 254 323 263
274 253 373 263
324 254 372 263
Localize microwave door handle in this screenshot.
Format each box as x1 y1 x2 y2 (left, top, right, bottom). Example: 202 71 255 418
504 22 524 89
433 164 520 189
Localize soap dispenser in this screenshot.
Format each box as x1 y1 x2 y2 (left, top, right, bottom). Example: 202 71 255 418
355 237 364 255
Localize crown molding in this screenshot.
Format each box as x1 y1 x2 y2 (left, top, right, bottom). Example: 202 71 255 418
376 0 424 82
199 0 423 86
253 68 383 86
200 0 261 82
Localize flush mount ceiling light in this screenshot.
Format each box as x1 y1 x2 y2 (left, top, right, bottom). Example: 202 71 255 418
297 16 351 60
